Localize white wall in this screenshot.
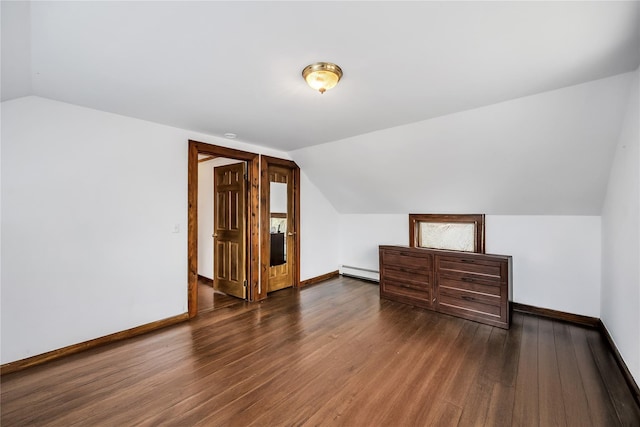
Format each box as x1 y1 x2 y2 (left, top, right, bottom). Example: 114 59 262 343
338 214 601 317
1 1 32 101
601 68 639 384
291 73 633 215
299 172 340 281
1 96 339 364
197 159 214 279
339 215 407 281
1 97 186 364
197 158 242 280
487 216 601 317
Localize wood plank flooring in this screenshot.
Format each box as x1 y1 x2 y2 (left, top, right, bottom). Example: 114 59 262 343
197 278 240 313
2 276 639 426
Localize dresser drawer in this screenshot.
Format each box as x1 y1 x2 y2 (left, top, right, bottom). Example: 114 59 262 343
438 255 503 279
381 249 432 275
384 268 431 288
438 275 503 298
438 286 501 308
437 285 507 328
381 278 431 302
438 297 504 323
437 292 504 320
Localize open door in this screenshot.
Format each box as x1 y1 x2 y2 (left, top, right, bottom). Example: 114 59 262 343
188 141 298 314
260 156 300 294
213 162 247 299
267 165 295 292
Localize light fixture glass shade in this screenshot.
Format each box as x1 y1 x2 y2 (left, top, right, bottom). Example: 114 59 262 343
302 62 343 94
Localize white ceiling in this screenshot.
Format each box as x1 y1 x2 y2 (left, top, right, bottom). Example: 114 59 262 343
291 72 634 214
3 1 639 152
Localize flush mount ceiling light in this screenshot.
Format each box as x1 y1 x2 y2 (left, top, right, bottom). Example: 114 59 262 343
302 62 343 94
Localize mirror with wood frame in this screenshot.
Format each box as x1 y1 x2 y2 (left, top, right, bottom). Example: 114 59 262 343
409 214 485 253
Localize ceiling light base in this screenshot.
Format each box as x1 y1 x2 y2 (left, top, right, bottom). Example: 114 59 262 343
302 62 343 94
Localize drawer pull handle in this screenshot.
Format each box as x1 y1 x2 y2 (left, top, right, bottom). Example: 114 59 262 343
461 295 475 302
460 259 475 263
462 278 475 283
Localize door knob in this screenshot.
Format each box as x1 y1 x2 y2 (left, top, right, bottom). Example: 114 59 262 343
288 232 296 236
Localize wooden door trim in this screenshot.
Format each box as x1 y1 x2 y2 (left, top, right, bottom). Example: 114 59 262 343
260 155 300 297
188 140 260 317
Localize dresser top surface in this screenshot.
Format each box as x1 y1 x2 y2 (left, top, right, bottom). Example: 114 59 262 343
379 245 512 261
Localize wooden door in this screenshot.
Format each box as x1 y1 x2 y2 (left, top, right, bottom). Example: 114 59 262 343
268 166 295 292
213 162 247 299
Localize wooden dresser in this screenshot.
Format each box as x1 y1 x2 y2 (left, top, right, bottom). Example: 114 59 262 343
379 245 512 329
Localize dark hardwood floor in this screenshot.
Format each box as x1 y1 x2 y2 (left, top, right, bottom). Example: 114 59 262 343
2 277 639 426
197 278 243 313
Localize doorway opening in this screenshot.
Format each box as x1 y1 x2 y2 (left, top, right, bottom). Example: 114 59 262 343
188 140 260 318
188 141 301 317
197 156 247 313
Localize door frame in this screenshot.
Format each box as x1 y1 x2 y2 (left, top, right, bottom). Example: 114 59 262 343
188 140 259 317
260 155 301 294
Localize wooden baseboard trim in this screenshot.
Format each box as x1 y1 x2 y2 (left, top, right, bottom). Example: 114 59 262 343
300 270 339 287
512 302 599 328
197 274 214 286
1 312 190 376
598 320 640 408
493 302 640 407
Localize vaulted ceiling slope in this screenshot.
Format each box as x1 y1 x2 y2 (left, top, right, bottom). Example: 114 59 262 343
290 72 636 215
2 1 639 151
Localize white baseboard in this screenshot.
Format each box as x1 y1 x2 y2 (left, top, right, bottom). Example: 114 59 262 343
340 265 379 282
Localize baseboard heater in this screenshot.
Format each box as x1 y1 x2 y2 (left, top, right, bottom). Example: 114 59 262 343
340 265 380 283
